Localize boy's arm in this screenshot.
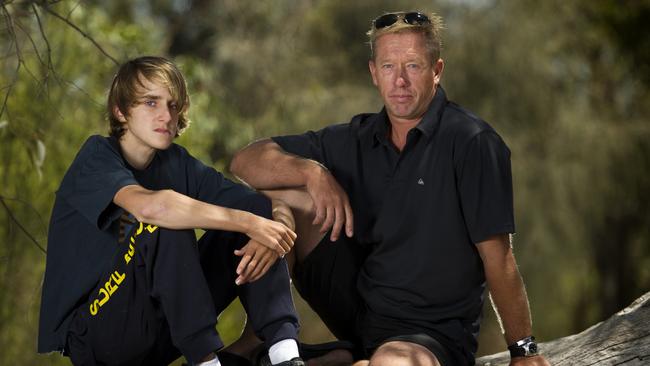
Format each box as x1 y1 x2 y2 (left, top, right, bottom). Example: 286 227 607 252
114 185 295 255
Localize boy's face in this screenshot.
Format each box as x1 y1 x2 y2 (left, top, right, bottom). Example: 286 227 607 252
115 77 179 153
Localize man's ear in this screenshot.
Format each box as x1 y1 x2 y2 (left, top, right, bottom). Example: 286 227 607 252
369 60 378 86
113 106 127 123
433 58 444 85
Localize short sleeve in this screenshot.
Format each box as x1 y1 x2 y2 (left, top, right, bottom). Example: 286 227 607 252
272 124 351 169
57 136 138 230
456 131 515 244
188 154 263 210
272 131 326 164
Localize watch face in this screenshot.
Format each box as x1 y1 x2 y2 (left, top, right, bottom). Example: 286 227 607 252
509 337 538 358
528 343 538 355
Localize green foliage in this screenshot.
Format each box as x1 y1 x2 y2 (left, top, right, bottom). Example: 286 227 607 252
1 0 649 364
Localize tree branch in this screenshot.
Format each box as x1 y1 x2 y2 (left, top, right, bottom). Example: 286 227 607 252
36 2 119 66
33 3 104 107
0 195 47 255
15 13 45 67
0 3 21 122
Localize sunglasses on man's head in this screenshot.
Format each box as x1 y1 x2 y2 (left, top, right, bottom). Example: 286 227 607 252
373 12 431 30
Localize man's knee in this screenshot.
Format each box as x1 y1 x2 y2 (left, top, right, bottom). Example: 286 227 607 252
370 341 440 366
261 188 324 263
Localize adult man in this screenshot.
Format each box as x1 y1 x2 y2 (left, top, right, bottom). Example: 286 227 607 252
39 56 304 366
231 12 550 366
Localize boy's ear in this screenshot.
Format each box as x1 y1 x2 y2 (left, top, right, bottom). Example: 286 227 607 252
113 106 127 123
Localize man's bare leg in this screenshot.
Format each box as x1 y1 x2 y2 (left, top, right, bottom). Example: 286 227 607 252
221 320 262 360
368 342 441 366
262 188 326 272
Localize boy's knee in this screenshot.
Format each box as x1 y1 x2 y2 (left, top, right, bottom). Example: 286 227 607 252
155 227 196 243
136 226 197 254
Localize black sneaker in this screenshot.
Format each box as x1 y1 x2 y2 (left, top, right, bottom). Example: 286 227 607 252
258 355 305 366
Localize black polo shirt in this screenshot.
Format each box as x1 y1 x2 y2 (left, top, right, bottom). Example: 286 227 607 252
272 87 514 360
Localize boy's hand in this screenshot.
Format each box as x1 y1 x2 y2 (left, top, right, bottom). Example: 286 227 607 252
234 239 281 285
246 216 297 256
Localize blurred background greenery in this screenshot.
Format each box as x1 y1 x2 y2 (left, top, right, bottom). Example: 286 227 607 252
1 0 649 364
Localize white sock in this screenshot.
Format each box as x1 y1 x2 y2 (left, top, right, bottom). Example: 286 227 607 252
268 338 300 364
196 355 221 366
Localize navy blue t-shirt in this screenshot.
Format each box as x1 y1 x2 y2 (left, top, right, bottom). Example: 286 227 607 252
38 135 261 353
272 87 514 362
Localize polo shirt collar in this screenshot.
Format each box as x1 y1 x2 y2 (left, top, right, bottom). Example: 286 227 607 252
370 109 390 148
367 86 449 148
416 85 448 138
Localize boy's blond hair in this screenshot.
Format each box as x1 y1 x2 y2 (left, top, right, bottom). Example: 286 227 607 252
107 56 190 138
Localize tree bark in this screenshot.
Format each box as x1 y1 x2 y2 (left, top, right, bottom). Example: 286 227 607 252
476 291 650 365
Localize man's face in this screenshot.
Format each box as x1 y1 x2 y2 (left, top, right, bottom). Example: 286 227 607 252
115 77 179 153
369 32 443 124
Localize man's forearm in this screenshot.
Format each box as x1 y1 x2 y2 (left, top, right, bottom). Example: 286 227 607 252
487 262 533 345
478 236 534 345
487 260 552 365
230 139 319 190
233 139 354 241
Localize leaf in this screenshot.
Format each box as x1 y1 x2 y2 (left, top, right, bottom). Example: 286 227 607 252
34 139 46 168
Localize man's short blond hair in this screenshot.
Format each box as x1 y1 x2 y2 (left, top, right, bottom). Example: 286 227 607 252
367 12 444 64
107 56 190 139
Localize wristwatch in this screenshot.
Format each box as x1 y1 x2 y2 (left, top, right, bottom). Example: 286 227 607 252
508 336 538 357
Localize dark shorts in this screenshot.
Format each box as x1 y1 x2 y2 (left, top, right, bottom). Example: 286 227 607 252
292 235 467 365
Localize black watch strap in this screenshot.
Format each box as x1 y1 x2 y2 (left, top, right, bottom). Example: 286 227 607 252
508 336 538 357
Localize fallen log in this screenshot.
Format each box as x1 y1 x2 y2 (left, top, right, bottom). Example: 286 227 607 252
476 291 650 365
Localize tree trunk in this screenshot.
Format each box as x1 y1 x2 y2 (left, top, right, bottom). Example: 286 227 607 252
476 291 650 365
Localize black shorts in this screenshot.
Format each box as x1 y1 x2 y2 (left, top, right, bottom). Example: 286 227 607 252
292 235 366 346
292 236 464 365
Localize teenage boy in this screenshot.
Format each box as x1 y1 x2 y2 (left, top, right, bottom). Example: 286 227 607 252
38 56 304 366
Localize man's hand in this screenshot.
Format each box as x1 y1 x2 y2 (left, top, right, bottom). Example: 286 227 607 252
511 355 551 366
305 164 353 242
245 215 297 256
234 240 280 285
